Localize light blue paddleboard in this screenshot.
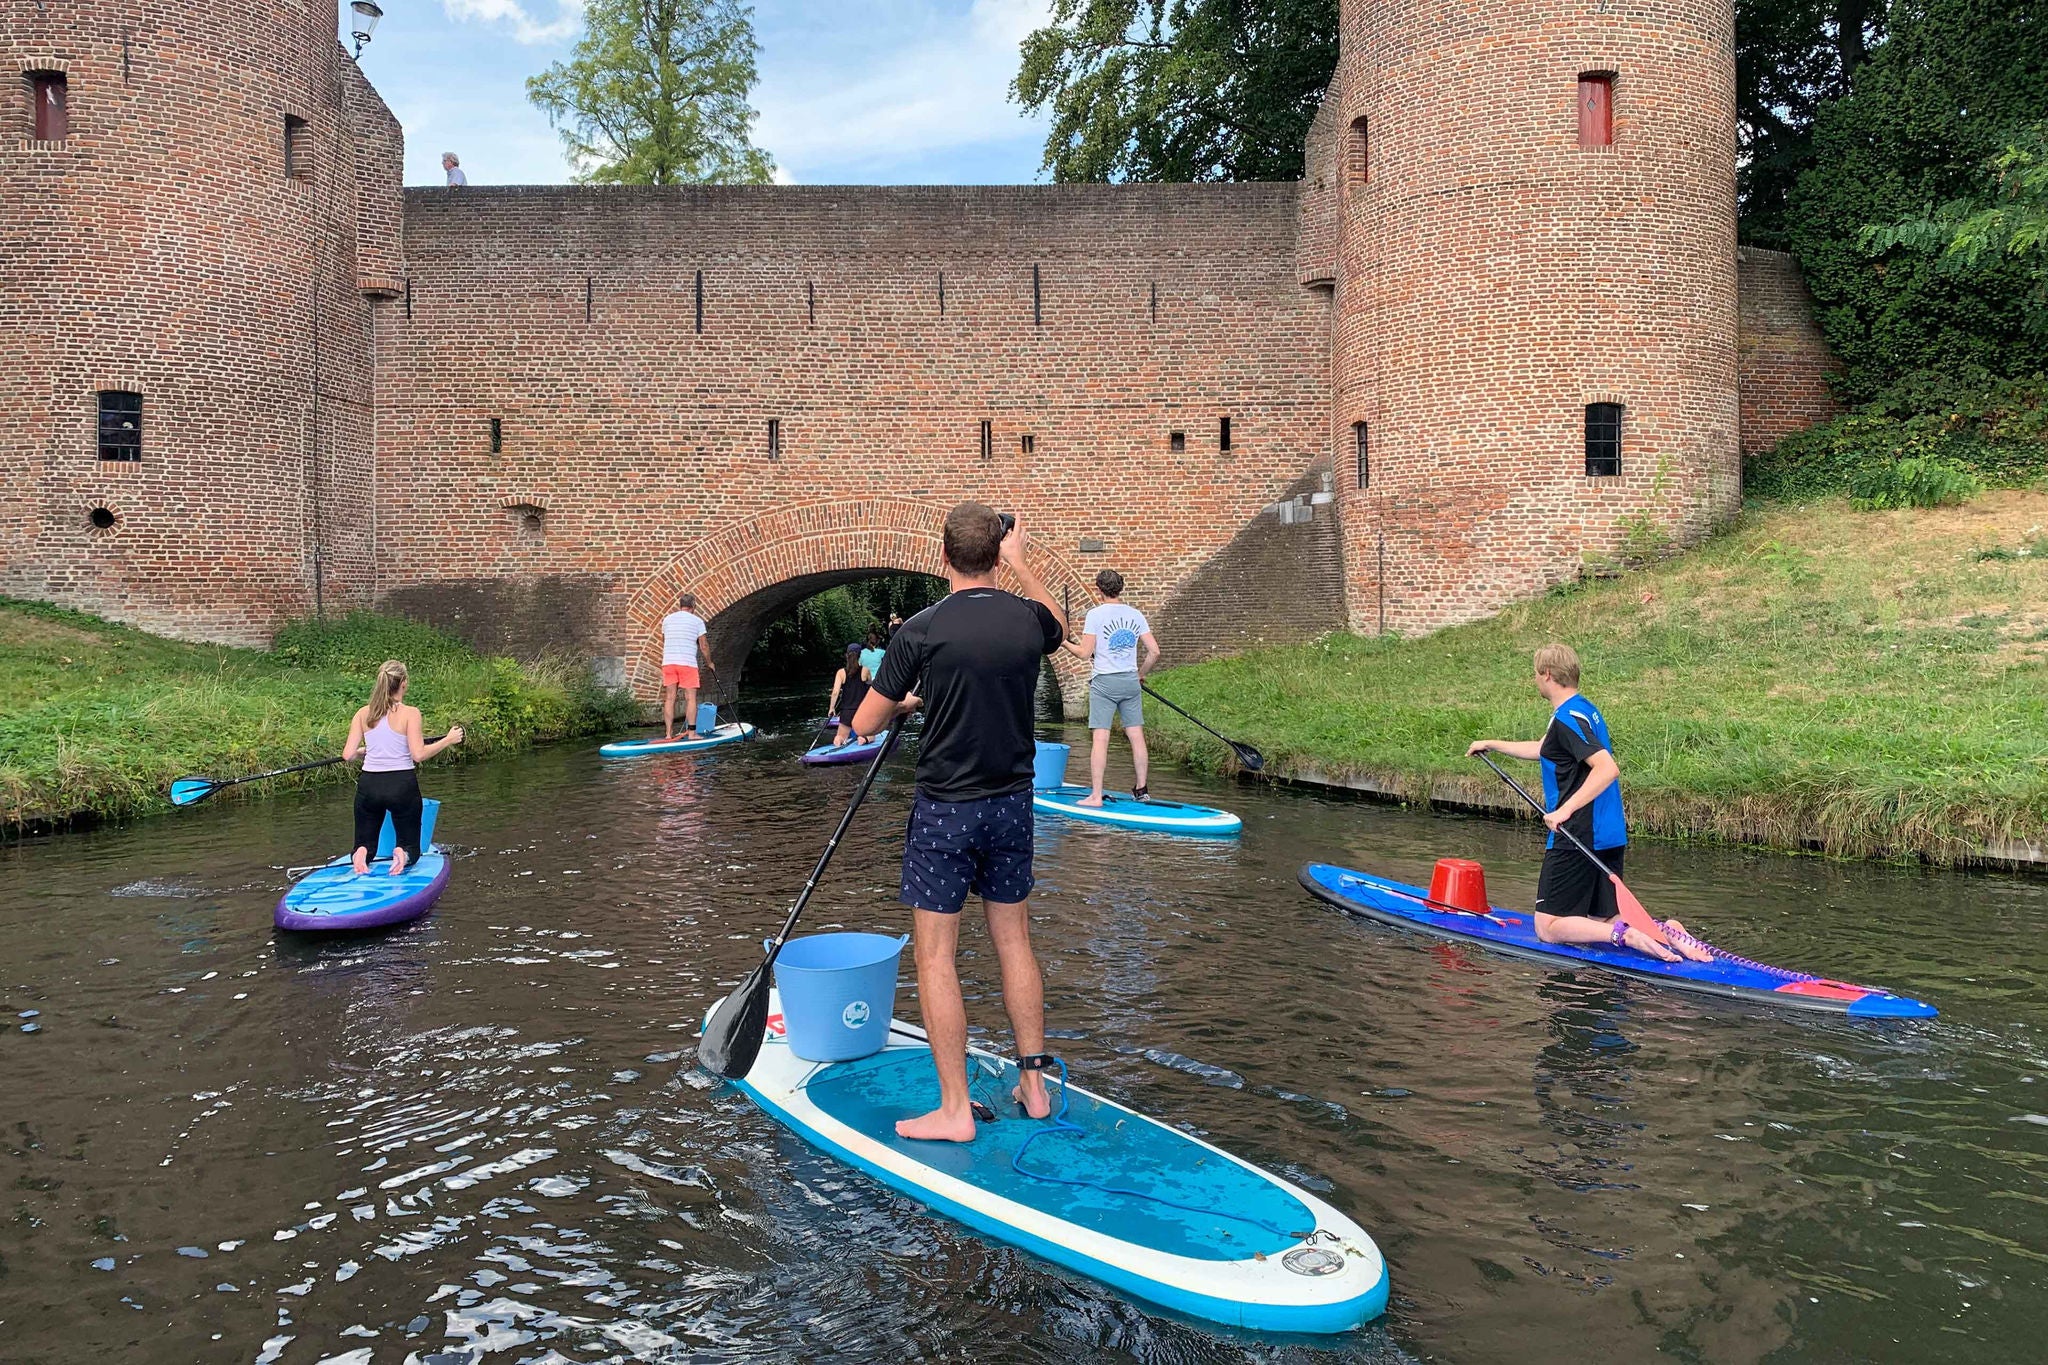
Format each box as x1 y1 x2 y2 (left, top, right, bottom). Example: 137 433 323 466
716 995 1387 1333
1032 784 1242 837
599 722 756 758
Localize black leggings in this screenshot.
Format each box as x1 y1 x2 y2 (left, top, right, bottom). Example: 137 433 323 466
354 768 423 861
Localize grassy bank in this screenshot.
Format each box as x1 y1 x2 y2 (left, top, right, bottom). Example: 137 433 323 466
1148 491 2048 866
0 602 636 830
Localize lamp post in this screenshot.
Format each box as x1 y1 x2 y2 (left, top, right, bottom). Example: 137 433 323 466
349 1 383 59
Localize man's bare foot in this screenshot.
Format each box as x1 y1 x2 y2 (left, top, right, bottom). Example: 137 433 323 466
1623 924 1680 962
895 1106 978 1142
1012 1077 1053 1119
1076 792 1106 808
351 852 370 876
388 849 409 877
1662 918 1714 962
662 731 674 741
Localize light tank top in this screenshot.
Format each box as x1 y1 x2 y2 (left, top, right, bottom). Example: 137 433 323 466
361 713 415 772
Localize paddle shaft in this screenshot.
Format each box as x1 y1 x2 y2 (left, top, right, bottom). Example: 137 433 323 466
763 718 905 961
180 734 452 802
1474 751 1670 943
1139 684 1263 769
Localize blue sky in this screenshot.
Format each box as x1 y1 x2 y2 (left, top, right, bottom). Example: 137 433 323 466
350 0 1056 187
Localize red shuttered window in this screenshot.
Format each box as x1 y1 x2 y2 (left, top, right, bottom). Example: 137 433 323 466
1578 74 1613 148
30 72 68 142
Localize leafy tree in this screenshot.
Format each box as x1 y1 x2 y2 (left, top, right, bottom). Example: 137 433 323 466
1863 123 2048 336
1734 0 1884 246
1785 0 2048 399
1012 0 1339 183
528 0 774 185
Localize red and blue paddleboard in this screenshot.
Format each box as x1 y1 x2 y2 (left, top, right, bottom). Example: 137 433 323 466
1299 862 1936 1019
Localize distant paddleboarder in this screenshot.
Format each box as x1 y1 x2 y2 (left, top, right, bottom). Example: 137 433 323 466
853 502 1066 1142
660 593 713 741
1062 568 1160 806
342 659 462 877
824 642 871 748
1466 644 1704 962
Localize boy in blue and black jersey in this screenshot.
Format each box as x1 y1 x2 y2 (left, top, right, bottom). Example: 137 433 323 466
1469 643 1697 961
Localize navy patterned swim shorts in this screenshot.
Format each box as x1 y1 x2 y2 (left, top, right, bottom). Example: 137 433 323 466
900 789 1036 914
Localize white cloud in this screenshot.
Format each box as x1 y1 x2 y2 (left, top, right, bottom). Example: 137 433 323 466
752 0 1051 181
441 0 583 46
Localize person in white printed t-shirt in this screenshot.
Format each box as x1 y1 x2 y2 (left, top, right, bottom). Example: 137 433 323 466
1061 569 1160 806
659 592 714 740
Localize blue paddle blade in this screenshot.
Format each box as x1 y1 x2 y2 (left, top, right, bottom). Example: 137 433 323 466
168 778 216 807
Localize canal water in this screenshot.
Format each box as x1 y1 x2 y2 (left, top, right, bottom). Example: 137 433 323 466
2 693 2043 1364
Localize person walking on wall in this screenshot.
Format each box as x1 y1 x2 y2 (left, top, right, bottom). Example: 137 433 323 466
853 504 1066 1142
1465 644 1707 962
824 642 871 748
343 660 463 877
661 593 714 741
1062 569 1160 806
442 152 468 187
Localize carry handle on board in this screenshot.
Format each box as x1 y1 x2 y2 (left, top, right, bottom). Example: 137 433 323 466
171 733 453 808
698 718 906 1080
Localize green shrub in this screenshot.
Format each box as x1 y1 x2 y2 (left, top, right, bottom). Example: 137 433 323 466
271 611 481 673
1847 456 1983 509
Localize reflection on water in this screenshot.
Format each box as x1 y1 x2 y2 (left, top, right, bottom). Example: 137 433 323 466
1 688 2043 1363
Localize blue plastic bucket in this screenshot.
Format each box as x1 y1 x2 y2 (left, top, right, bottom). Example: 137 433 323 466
696 702 719 733
1032 741 1071 791
375 798 441 858
773 931 908 1062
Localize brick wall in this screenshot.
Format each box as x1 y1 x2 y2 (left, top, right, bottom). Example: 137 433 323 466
374 184 1334 703
1327 0 1743 636
0 2 400 645
1736 246 1842 459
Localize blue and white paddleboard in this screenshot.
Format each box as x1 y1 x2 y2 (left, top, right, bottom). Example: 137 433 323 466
1032 785 1242 837
599 722 756 758
718 996 1387 1333
799 732 890 766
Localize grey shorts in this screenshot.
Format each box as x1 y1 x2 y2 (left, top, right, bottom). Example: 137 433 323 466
1088 672 1144 730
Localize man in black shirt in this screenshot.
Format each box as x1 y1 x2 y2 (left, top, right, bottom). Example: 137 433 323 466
853 502 1066 1142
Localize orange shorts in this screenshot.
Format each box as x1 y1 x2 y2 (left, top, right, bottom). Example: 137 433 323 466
661 664 700 688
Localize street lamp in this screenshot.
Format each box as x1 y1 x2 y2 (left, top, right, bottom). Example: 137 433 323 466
349 1 383 59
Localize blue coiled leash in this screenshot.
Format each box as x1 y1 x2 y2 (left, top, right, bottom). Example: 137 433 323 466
1003 1053 1309 1242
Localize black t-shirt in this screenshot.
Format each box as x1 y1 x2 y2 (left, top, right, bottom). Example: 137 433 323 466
870 588 1064 802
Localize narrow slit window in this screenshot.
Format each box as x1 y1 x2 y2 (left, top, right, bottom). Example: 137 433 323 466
284 114 310 179
30 71 68 142
1578 74 1613 148
1585 403 1623 476
1347 115 1369 185
1020 433 1034 456
979 419 992 461
97 391 142 462
766 418 781 460
1168 430 1185 453
1354 422 1369 488
1220 416 1233 451
489 417 503 454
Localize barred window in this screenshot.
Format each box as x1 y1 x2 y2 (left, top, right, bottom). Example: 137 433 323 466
98 391 142 462
1585 403 1623 477
1354 421 1369 488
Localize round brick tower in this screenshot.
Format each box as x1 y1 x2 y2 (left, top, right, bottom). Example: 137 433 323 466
1330 0 1740 634
1 0 404 644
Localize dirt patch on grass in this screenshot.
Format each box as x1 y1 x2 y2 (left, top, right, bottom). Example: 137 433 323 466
0 613 119 654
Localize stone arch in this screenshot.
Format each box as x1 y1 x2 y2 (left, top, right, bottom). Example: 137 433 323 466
620 499 1095 716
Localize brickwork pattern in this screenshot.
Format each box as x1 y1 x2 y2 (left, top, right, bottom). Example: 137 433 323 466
1326 0 1743 635
373 184 1333 690
1736 246 1842 458
0 1 402 645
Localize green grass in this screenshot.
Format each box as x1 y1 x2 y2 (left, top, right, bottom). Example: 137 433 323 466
1146 492 2048 865
0 602 636 829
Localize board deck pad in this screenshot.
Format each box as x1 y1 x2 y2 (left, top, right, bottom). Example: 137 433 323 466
275 852 448 932
1300 862 1936 1019
1032 784 1241 837
599 723 755 758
